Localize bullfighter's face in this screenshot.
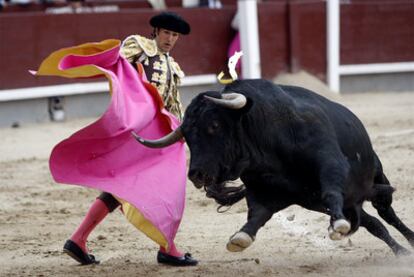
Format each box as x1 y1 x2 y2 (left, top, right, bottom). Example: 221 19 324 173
155 28 179 53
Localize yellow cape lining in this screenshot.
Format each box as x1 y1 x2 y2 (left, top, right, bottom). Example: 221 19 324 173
35 39 168 250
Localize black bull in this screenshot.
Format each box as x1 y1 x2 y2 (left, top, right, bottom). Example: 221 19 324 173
133 79 414 255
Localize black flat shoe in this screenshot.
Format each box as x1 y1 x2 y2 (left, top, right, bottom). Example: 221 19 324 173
157 251 198 266
63 239 100 265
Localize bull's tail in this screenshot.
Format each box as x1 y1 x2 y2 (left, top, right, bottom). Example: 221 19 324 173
368 183 395 201
205 182 246 211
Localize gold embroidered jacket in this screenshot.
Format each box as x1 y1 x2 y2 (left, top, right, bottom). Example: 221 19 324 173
120 35 184 120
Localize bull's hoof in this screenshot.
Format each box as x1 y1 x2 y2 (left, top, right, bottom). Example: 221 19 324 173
334 219 351 234
395 247 411 256
226 232 254 252
328 219 351 241
408 238 414 249
328 226 344 240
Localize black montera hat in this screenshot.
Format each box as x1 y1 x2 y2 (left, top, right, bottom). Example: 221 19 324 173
150 12 191 35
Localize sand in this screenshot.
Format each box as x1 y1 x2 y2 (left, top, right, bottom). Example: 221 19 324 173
1 87 413 276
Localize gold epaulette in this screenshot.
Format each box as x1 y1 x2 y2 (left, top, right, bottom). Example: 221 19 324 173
120 35 157 63
170 57 185 79
135 35 157 57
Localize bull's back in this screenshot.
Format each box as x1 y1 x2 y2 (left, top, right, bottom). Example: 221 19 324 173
278 84 373 152
230 80 376 186
227 79 374 158
229 80 371 144
277 83 376 189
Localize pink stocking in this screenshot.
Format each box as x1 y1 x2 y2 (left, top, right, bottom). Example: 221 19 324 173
160 241 183 257
70 198 109 253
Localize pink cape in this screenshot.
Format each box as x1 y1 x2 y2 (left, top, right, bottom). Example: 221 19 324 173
33 39 186 250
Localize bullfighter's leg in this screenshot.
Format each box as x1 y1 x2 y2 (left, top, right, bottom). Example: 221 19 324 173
319 160 351 240
63 192 120 265
371 174 414 248
360 208 410 256
226 192 287 252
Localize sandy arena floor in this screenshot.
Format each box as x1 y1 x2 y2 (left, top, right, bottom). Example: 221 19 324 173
0 88 413 277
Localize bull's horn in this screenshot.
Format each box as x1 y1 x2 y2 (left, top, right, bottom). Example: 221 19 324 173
204 92 247 109
131 127 183 148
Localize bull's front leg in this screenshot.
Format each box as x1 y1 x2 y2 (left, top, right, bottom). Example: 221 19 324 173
319 157 351 240
227 192 287 252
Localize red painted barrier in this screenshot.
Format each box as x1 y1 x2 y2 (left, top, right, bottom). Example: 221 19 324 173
0 1 413 90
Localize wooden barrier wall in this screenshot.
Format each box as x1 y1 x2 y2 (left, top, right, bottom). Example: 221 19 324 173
0 7 235 89
1 0 413 90
0 3 288 90
288 0 414 80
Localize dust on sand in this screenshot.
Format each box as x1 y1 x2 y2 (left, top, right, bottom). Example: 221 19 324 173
1 82 413 276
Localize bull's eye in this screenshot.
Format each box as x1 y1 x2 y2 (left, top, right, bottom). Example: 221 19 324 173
207 121 220 135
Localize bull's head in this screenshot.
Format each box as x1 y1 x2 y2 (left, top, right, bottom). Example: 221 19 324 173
132 91 252 190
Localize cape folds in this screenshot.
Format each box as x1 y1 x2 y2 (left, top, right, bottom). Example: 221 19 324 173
33 39 186 250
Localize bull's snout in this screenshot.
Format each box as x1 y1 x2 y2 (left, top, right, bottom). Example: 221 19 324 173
188 168 214 189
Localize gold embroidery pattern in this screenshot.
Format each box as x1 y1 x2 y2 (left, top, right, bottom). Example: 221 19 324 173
151 72 167 84
136 36 157 57
153 60 168 72
120 36 185 121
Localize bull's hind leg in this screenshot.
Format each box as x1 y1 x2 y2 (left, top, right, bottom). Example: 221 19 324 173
371 183 414 248
374 202 414 248
226 191 288 252
360 209 410 255
371 154 414 248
